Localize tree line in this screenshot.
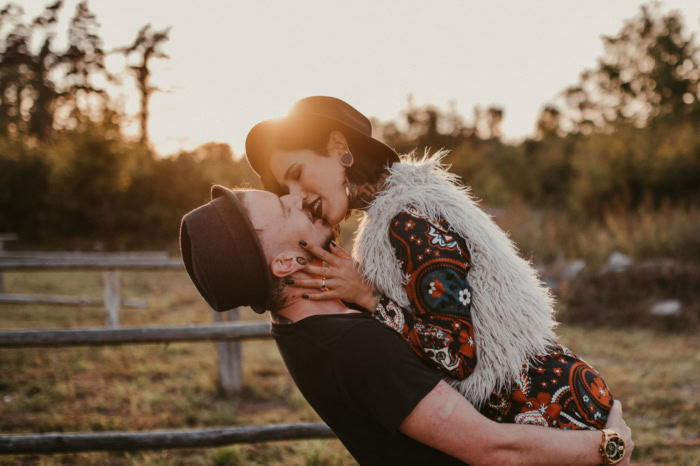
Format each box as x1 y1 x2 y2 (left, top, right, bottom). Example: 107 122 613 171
0 2 698 249
378 4 699 219
0 1 258 247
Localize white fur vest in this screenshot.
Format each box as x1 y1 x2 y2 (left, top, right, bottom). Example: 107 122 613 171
353 152 558 408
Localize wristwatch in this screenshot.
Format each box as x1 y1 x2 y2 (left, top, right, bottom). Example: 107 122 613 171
600 429 626 465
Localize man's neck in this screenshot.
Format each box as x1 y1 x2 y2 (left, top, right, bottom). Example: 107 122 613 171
273 292 361 324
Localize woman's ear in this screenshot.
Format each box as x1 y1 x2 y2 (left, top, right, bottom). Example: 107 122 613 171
270 250 305 278
328 130 350 156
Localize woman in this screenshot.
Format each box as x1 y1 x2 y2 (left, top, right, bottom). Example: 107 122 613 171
245 96 614 431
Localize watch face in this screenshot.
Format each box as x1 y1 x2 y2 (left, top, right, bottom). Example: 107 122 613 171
606 436 625 462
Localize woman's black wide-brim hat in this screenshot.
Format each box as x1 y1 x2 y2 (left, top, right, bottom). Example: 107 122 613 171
245 96 399 193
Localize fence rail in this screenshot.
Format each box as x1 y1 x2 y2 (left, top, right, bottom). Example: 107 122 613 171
0 423 336 454
0 293 146 308
0 247 311 455
0 251 169 259
0 253 183 326
0 323 271 347
0 257 183 270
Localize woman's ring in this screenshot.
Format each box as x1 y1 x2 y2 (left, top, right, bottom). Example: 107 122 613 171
320 278 327 290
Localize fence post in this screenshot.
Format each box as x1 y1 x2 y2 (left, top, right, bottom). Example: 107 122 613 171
103 270 121 328
212 308 242 396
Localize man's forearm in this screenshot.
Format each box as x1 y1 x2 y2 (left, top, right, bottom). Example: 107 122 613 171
485 421 601 465
401 381 604 465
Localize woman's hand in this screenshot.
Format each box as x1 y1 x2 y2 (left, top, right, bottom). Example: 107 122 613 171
289 240 380 312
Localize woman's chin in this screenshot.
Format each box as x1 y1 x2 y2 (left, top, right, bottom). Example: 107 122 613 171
325 212 346 227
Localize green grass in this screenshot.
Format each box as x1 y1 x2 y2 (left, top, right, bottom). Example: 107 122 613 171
0 269 698 465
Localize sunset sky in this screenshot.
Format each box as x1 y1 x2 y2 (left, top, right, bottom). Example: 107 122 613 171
21 0 700 157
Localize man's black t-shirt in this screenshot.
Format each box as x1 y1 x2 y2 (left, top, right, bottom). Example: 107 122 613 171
272 312 467 465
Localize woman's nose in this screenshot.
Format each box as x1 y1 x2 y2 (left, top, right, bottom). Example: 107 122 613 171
288 184 307 200
282 192 304 210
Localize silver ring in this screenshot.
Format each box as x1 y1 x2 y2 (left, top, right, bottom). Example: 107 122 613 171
320 278 327 290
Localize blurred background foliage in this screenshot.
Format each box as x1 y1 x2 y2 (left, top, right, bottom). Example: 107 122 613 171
0 1 259 247
0 1 698 262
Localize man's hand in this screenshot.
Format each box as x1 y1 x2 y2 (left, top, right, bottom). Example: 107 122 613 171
603 400 634 465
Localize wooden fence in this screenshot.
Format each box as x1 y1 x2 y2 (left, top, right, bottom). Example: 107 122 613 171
0 253 183 327
0 250 340 455
0 253 253 395
0 322 336 455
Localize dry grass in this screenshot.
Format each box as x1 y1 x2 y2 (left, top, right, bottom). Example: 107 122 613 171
0 221 698 465
495 202 700 267
0 271 353 465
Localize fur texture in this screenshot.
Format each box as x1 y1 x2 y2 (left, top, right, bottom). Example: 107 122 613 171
353 152 558 408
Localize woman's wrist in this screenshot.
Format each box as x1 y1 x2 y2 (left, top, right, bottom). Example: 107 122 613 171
358 288 382 313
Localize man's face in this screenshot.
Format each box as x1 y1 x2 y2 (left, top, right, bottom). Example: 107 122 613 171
241 190 333 254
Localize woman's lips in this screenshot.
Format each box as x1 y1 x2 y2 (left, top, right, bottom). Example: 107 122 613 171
310 198 323 221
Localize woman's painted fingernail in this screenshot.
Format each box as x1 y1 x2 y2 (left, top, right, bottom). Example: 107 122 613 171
299 240 308 247
302 294 309 299
296 257 307 265
330 240 337 248
285 279 295 285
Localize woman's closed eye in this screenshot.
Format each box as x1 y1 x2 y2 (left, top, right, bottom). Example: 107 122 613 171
290 165 303 181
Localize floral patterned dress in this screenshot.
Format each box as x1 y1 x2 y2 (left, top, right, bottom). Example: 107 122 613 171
373 207 614 430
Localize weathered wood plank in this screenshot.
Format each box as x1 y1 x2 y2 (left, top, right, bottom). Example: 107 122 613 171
0 258 183 270
0 323 271 347
104 270 121 328
213 309 243 396
0 293 146 308
0 251 169 259
0 423 335 454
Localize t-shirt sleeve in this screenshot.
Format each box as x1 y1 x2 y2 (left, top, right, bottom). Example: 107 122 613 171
331 320 443 433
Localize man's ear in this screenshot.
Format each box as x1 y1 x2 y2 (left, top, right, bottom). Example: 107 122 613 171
270 250 305 278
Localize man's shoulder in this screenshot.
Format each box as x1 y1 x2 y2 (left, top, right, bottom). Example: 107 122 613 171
273 312 416 360
272 313 391 344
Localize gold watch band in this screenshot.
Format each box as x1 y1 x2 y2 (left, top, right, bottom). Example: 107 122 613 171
600 429 625 465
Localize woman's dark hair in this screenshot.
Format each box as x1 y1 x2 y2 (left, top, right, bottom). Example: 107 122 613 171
259 122 396 196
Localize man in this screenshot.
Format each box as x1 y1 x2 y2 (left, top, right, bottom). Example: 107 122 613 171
180 186 633 465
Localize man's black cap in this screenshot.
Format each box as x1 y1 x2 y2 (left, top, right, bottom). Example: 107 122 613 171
245 96 399 193
179 185 271 313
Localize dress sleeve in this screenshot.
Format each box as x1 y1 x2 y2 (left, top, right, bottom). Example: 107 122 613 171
372 209 477 380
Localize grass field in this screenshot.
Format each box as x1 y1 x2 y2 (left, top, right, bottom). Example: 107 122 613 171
0 269 698 465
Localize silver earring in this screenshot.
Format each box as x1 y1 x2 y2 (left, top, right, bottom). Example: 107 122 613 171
345 177 356 201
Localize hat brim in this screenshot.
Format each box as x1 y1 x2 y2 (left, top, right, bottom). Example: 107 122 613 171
245 114 398 194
